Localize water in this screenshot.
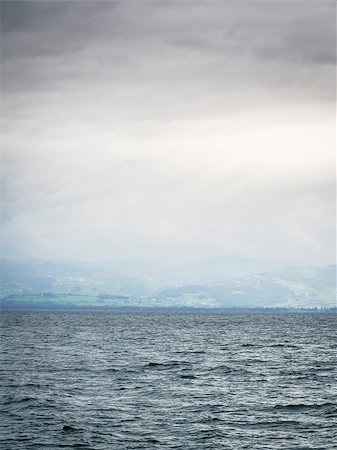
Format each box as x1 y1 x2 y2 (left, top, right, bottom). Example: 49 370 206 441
1 311 336 449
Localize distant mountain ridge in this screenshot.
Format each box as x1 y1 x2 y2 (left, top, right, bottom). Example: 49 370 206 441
1 257 335 309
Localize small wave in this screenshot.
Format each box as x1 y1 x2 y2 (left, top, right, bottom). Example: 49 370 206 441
144 361 190 370
62 425 77 432
145 438 160 444
207 365 251 375
272 402 336 413
3 396 34 405
202 416 222 423
269 343 299 348
175 350 206 354
249 420 302 428
180 374 197 379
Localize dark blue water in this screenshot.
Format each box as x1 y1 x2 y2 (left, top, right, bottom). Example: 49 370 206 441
1 312 336 449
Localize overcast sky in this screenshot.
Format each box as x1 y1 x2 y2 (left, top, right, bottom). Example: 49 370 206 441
1 0 336 264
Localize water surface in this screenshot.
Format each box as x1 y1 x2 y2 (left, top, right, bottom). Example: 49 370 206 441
1 312 336 449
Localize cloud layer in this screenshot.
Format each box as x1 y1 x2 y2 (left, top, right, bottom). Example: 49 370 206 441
1 1 336 264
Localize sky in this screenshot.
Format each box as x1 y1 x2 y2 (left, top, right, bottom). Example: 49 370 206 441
1 0 336 265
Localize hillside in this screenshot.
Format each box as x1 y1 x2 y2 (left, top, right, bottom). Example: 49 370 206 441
1 258 335 309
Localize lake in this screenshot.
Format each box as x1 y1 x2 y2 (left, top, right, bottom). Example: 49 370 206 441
1 311 336 449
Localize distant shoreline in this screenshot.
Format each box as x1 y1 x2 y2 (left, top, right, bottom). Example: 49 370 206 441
1 306 336 313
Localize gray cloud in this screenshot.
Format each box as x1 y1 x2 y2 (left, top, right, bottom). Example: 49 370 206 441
2 1 335 90
1 1 335 264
